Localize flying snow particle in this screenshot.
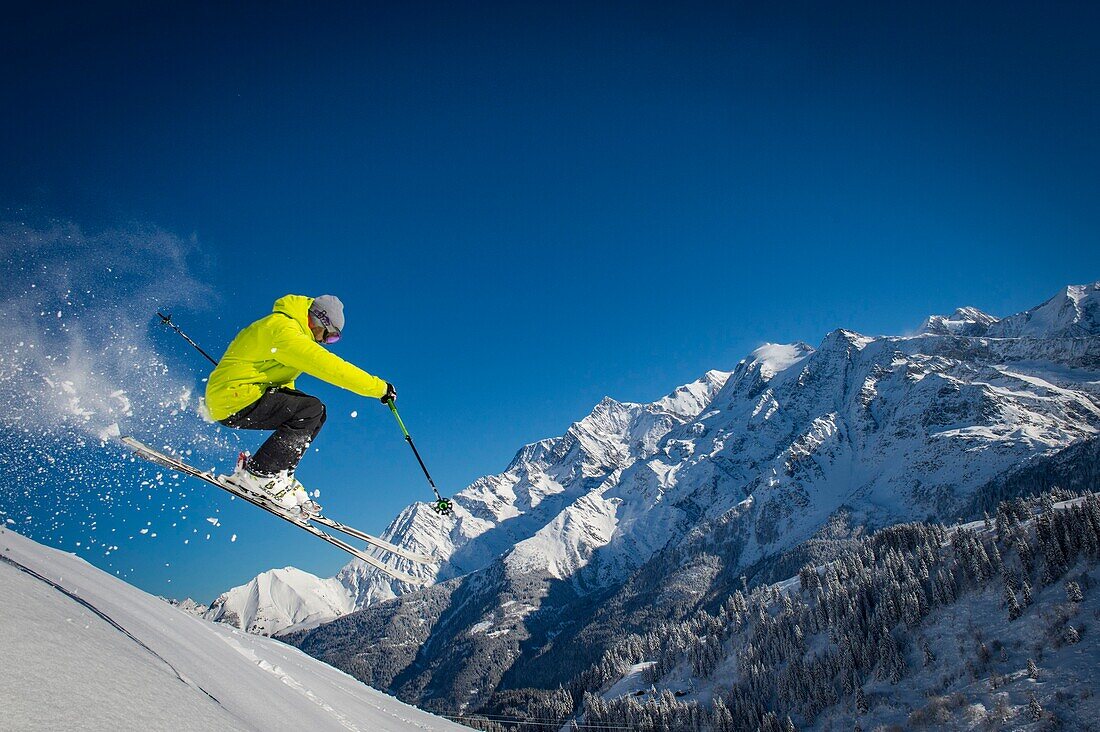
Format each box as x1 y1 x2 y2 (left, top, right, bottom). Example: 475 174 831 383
231 534 237 542
350 410 358 418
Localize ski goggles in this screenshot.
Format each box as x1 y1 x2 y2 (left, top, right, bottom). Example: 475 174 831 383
312 309 342 344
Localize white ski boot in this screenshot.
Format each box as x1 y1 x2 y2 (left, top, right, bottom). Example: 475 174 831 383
286 474 322 517
223 455 299 513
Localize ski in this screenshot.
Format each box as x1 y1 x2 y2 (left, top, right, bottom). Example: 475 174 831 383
120 437 425 584
308 515 431 564
123 438 429 562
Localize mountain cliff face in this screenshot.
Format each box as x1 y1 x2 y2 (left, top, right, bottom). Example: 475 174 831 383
279 282 1100 714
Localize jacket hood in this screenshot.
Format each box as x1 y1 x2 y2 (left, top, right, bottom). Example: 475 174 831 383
272 294 313 334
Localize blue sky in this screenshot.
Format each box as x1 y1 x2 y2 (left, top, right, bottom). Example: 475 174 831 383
1 1 1098 602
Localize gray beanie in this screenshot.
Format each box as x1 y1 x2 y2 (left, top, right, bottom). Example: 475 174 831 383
310 295 344 331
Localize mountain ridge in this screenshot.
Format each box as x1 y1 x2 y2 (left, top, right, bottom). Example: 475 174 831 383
278 281 1100 716
209 282 1100 662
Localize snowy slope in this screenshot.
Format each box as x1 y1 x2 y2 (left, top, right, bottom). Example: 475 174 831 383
0 526 468 732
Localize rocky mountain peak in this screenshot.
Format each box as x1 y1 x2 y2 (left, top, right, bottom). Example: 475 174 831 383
917 306 999 336
987 281 1100 338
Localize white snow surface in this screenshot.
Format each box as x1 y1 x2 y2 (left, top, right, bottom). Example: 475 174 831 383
0 526 468 731
746 342 814 379
601 662 658 702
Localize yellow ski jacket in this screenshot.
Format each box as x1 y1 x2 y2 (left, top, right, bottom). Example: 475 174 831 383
205 294 388 421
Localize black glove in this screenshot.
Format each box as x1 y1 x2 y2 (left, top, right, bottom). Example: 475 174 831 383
381 382 397 405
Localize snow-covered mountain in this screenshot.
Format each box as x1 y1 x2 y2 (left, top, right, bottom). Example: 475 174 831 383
215 282 1100 640
209 369 732 635
0 525 467 731
204 566 355 635
350 368 731 596
164 596 208 617
917 306 999 336
278 281 1100 714
987 281 1100 338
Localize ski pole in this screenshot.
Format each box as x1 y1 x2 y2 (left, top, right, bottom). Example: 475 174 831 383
387 401 454 516
157 312 219 366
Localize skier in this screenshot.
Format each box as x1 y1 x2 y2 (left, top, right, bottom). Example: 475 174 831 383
204 294 396 516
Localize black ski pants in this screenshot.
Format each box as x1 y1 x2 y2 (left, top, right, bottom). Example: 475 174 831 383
220 387 327 476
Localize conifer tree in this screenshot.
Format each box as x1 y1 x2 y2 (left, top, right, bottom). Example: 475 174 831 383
854 686 868 715
1005 587 1022 621
921 639 936 667
711 697 734 732
1029 694 1043 722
